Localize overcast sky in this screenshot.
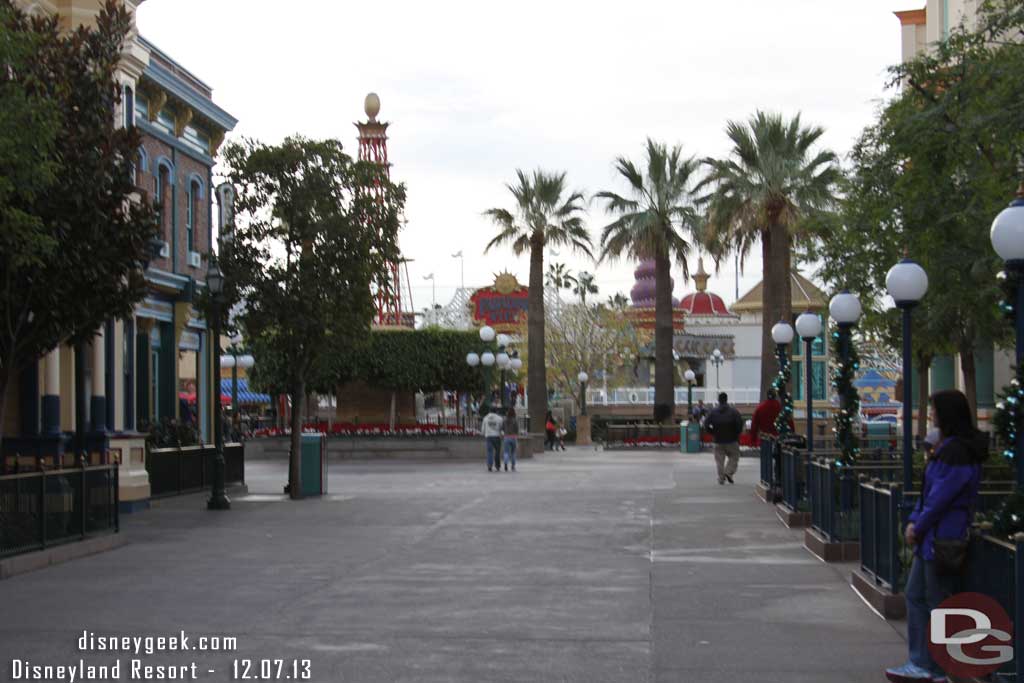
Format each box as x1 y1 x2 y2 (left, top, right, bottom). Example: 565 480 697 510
137 0 913 312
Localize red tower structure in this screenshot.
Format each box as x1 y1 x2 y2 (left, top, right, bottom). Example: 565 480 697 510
356 92 413 327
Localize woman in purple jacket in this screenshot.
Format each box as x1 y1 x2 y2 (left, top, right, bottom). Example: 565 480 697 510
886 389 986 683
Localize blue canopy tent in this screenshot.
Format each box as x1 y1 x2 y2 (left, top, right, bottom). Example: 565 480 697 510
220 378 272 405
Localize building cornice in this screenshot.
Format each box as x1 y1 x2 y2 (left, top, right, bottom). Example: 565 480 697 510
895 8 926 26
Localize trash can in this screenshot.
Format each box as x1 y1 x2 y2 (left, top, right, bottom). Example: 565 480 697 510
680 421 701 453
300 432 327 497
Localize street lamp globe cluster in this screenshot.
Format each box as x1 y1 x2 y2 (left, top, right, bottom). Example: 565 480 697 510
709 348 724 388
466 325 520 409
795 311 822 453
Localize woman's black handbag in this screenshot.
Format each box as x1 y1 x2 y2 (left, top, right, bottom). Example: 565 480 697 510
933 536 969 576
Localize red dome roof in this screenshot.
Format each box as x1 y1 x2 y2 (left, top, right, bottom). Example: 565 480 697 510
680 291 731 316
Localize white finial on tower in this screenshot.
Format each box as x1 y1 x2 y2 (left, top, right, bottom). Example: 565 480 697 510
364 92 381 122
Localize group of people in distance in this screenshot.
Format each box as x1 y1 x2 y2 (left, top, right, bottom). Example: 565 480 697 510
480 405 520 472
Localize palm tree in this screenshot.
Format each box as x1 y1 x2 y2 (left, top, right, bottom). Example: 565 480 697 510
485 169 591 432
545 262 577 302
573 271 598 304
701 111 840 396
595 139 702 423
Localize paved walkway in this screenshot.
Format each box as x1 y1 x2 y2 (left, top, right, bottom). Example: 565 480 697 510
1 448 906 682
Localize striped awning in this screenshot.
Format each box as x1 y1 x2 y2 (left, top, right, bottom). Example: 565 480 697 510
220 378 272 405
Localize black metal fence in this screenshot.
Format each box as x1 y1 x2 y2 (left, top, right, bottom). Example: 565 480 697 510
779 445 807 512
962 532 1023 680
0 464 119 558
759 438 776 490
147 443 245 498
858 479 904 591
603 423 680 448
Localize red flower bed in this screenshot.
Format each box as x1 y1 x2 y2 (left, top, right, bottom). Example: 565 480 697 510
252 422 477 438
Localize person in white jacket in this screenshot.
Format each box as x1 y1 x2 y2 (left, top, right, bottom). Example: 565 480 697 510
481 405 504 472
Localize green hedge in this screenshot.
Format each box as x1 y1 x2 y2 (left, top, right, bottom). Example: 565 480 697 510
341 328 488 393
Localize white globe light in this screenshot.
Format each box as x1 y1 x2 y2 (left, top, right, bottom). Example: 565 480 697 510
829 291 862 325
712 348 722 360
481 352 495 367
220 355 236 368
886 259 929 304
479 326 496 342
578 371 589 384
496 352 510 368
795 311 822 340
510 357 523 370
771 320 794 345
466 352 480 367
991 200 1024 261
236 354 255 370
684 369 696 383
496 333 510 347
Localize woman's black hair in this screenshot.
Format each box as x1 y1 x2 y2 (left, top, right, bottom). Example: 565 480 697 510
930 389 976 440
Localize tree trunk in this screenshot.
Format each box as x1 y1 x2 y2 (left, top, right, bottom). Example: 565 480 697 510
527 235 547 434
653 248 675 423
916 351 931 440
959 342 978 420
759 222 793 398
289 380 304 500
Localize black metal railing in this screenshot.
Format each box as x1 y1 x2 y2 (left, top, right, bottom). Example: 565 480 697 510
603 423 680 449
759 437 775 489
962 531 1023 680
858 478 904 591
0 463 119 558
779 445 808 512
147 443 245 498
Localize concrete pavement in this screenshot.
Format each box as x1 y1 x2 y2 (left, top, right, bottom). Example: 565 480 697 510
0 447 906 682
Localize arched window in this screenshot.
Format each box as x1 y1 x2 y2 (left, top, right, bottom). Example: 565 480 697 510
187 179 201 252
123 85 134 128
156 165 170 241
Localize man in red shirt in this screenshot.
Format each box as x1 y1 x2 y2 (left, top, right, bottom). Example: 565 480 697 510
750 389 783 446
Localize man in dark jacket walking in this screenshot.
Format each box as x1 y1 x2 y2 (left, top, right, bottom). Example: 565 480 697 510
706 392 744 485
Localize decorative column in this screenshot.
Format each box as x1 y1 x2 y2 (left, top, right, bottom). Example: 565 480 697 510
91 326 106 432
42 347 61 435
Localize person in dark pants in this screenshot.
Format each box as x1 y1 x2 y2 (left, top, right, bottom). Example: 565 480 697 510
544 411 556 451
885 390 985 683
705 392 743 485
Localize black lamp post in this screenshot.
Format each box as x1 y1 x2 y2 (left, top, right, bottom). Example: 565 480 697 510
795 311 822 454
829 291 862 456
886 259 929 493
771 320 795 437
992 186 1024 486
206 260 230 511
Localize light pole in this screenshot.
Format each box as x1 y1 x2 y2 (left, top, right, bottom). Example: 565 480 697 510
206 261 230 511
771 320 795 438
710 348 724 388
829 291 862 458
795 311 822 454
886 259 929 493
991 186 1024 485
684 368 696 416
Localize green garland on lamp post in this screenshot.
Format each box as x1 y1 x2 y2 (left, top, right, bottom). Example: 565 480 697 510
770 321 795 438
830 328 861 463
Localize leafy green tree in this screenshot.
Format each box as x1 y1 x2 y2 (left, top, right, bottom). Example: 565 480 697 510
484 170 591 432
219 136 405 498
701 112 840 397
814 0 1023 418
0 1 158 440
596 139 702 422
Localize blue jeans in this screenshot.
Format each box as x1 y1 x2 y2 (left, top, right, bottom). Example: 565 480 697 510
503 437 517 467
905 554 956 673
485 437 502 468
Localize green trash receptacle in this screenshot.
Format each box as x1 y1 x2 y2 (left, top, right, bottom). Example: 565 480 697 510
300 432 327 497
682 421 701 453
